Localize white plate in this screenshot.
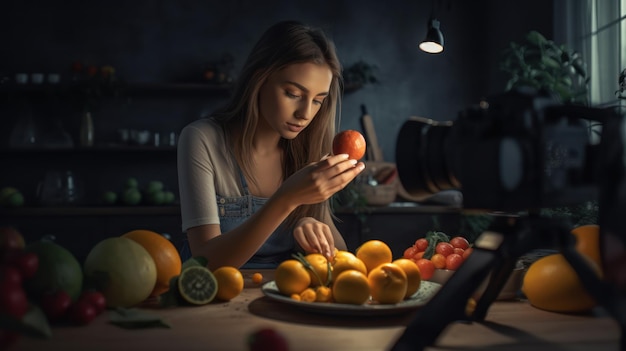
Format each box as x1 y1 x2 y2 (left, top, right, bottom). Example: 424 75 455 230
261 280 441 316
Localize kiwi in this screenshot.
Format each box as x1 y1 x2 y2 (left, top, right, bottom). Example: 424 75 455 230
177 266 218 305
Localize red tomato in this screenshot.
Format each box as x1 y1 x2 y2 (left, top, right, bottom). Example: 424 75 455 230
450 236 470 250
0 282 28 318
403 246 418 259
79 290 106 315
413 251 424 260
446 253 464 270
68 300 97 325
40 290 72 322
463 247 474 260
435 242 454 257
248 327 289 351
453 247 465 256
430 253 447 269
0 265 22 286
414 238 429 252
13 252 39 279
415 259 435 280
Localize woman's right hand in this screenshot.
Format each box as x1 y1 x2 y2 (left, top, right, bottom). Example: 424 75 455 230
276 154 365 207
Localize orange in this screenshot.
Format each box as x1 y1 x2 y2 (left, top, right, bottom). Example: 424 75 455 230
122 229 182 297
522 253 599 313
304 253 331 287
332 130 366 160
332 269 370 305
571 224 602 270
275 259 311 296
392 258 422 298
299 288 317 302
251 272 263 284
368 263 407 304
356 240 393 273
331 250 367 282
315 286 333 302
213 266 244 301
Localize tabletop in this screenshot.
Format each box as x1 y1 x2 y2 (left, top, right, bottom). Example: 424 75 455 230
15 269 621 351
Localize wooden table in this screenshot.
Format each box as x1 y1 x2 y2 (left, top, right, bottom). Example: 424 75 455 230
16 270 621 351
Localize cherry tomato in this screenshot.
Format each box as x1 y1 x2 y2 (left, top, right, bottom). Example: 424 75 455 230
450 236 470 250
463 247 474 260
79 290 106 315
68 300 97 325
446 253 464 270
414 238 428 252
435 242 455 257
415 258 435 280
248 327 289 351
0 281 29 318
430 253 447 269
413 251 424 260
0 265 22 286
453 247 465 256
40 290 73 322
13 251 39 279
403 246 418 259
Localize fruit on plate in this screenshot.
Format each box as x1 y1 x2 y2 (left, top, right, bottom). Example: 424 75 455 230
122 229 182 297
83 237 157 308
368 263 408 304
275 259 311 296
332 130 366 160
332 269 370 305
402 231 473 279
356 239 393 273
522 253 600 313
392 258 422 298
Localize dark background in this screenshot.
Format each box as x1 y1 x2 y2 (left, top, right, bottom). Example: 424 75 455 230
0 0 554 258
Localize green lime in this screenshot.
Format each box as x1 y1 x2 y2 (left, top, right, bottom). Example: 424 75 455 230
162 191 175 204
6 192 24 207
177 266 218 305
146 180 164 194
0 187 18 206
125 177 139 189
122 188 142 205
147 191 165 205
102 191 118 205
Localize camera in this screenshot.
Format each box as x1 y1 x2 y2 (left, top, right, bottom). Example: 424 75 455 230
395 87 610 211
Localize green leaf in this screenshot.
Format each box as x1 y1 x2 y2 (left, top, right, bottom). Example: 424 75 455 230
109 308 171 329
526 30 547 46
422 231 450 260
0 305 52 339
182 256 208 270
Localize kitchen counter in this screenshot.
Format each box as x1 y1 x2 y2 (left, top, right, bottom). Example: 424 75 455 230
16 270 621 351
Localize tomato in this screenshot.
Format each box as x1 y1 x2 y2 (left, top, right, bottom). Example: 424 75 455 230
463 247 474 260
0 265 22 286
248 327 289 351
79 290 106 315
68 300 97 325
13 251 39 279
430 253 447 269
453 247 465 256
435 242 454 257
413 251 424 260
415 259 435 280
40 290 72 322
446 253 464 270
403 246 418 259
0 281 28 318
450 236 470 250
414 238 429 252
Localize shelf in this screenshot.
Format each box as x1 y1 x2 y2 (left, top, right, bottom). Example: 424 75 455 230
0 146 177 155
0 206 180 217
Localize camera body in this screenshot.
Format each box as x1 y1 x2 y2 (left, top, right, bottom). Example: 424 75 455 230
396 88 603 211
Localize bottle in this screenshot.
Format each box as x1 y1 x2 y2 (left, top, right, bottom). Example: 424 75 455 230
79 111 94 147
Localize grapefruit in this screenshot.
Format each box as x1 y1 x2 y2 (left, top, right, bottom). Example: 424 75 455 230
83 237 157 308
122 229 182 297
24 241 83 302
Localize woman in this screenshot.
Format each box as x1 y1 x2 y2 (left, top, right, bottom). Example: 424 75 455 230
177 21 365 270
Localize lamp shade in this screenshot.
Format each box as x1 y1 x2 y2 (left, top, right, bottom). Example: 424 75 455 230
419 18 444 54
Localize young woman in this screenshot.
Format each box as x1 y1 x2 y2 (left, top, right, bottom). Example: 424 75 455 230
177 21 365 270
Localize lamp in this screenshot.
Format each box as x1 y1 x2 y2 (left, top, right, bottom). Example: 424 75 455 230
419 18 444 54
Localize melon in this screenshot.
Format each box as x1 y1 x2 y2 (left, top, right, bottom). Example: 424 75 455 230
83 237 157 308
24 241 83 301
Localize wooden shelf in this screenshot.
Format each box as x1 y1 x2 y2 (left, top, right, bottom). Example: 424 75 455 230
0 206 181 217
0 146 177 155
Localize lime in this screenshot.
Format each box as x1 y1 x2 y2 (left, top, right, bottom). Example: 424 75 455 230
0 187 18 205
102 191 118 205
125 177 139 189
122 188 142 205
147 191 165 205
6 192 24 207
177 266 218 305
162 191 175 204
146 180 164 194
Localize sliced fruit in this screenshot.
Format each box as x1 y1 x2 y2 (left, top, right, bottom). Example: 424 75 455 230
177 266 218 305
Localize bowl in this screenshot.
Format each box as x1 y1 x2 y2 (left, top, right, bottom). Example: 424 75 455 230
427 268 525 301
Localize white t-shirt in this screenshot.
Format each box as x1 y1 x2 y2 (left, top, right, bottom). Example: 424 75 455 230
177 118 244 232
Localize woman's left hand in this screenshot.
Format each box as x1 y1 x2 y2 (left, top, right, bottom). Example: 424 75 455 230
293 217 335 259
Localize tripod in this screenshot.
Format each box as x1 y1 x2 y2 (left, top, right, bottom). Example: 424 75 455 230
390 213 625 351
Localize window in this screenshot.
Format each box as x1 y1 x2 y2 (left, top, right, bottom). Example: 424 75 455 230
555 0 626 108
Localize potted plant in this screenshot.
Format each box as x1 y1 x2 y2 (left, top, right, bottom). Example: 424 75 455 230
500 30 589 105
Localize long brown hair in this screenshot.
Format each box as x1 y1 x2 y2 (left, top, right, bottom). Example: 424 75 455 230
212 21 343 229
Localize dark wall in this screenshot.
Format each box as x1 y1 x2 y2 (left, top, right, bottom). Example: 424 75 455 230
2 0 554 161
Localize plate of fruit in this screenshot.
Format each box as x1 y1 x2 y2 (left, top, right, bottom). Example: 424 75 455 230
260 241 442 316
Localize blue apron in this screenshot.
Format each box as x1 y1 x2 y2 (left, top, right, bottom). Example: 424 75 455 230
180 170 295 269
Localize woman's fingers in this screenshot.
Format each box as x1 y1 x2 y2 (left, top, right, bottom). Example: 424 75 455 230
293 220 335 259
